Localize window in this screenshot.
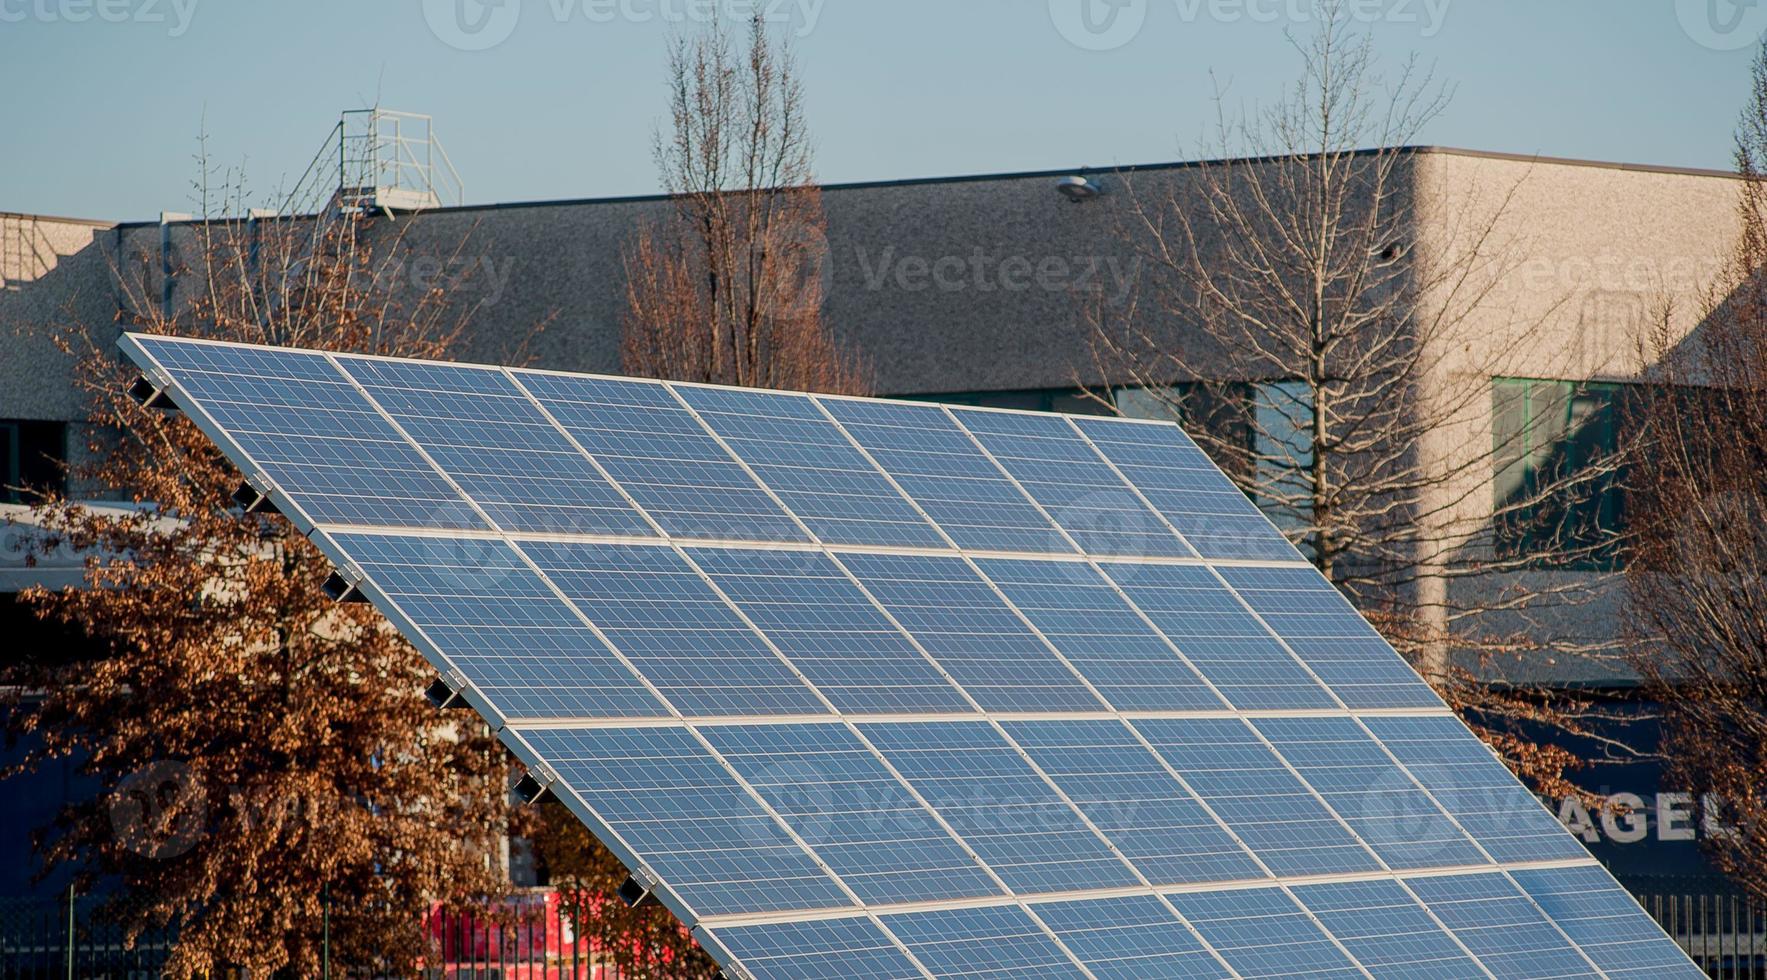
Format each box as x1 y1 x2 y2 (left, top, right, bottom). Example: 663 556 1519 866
1492 379 1631 569
0 420 67 504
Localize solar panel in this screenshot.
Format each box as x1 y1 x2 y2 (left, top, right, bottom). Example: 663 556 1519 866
121 333 1698 979
1289 879 1490 979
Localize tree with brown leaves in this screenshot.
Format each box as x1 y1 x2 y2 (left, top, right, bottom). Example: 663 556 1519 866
620 13 867 395
1626 40 1767 903
2 169 524 977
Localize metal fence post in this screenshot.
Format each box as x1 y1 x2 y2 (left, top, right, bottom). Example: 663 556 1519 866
64 882 73 980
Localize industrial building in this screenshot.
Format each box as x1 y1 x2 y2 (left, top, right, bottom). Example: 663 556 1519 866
0 118 1748 963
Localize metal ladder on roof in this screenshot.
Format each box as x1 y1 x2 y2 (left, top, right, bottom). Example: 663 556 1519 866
282 109 465 219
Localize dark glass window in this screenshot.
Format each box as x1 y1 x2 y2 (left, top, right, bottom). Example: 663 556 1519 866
1492 379 1631 569
0 420 66 504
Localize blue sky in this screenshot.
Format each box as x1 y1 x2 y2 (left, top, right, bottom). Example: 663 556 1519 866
0 0 1757 221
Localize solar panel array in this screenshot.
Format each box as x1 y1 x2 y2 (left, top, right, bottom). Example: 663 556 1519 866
121 333 1697 979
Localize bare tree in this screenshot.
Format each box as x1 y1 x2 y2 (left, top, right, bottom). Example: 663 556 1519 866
1089 11 1631 794
621 13 868 394
1625 41 1767 901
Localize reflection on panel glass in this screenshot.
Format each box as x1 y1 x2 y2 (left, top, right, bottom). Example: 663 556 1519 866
515 371 809 542
338 357 654 535
1003 719 1261 886
1363 716 1593 864
520 541 827 717
673 385 948 548
1216 565 1440 709
1102 563 1335 709
1072 415 1296 561
950 408 1193 559
700 723 1002 906
976 558 1225 712
1406 872 1603 978
687 546 972 714
882 905 1079 978
1255 716 1487 870
817 397 1074 554
1135 718 1381 877
838 553 1106 713
706 917 926 980
1168 887 1365 979
1511 866 1703 978
521 727 850 918
860 721 1139 895
328 531 663 720
136 338 487 529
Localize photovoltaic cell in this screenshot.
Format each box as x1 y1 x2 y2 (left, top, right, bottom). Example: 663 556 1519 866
1100 563 1336 709
703 917 926 980
1405 872 1602 978
815 397 1075 554
1215 565 1443 709
335 357 654 536
671 385 948 548
1001 720 1262 886
1167 887 1366 979
1069 416 1297 561
518 727 850 918
513 370 810 542
973 558 1226 711
836 553 1107 713
698 723 1004 906
121 335 1693 980
325 531 664 720
948 408 1194 559
518 541 828 717
686 547 973 714
132 338 488 529
1134 718 1382 877
1363 716 1593 865
1254 717 1488 870
858 722 1140 895
1291 878 1488 979
881 905 1079 978
1032 895 1230 979
1512 866 1705 978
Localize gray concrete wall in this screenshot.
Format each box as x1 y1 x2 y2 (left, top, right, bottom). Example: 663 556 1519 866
1407 152 1737 682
